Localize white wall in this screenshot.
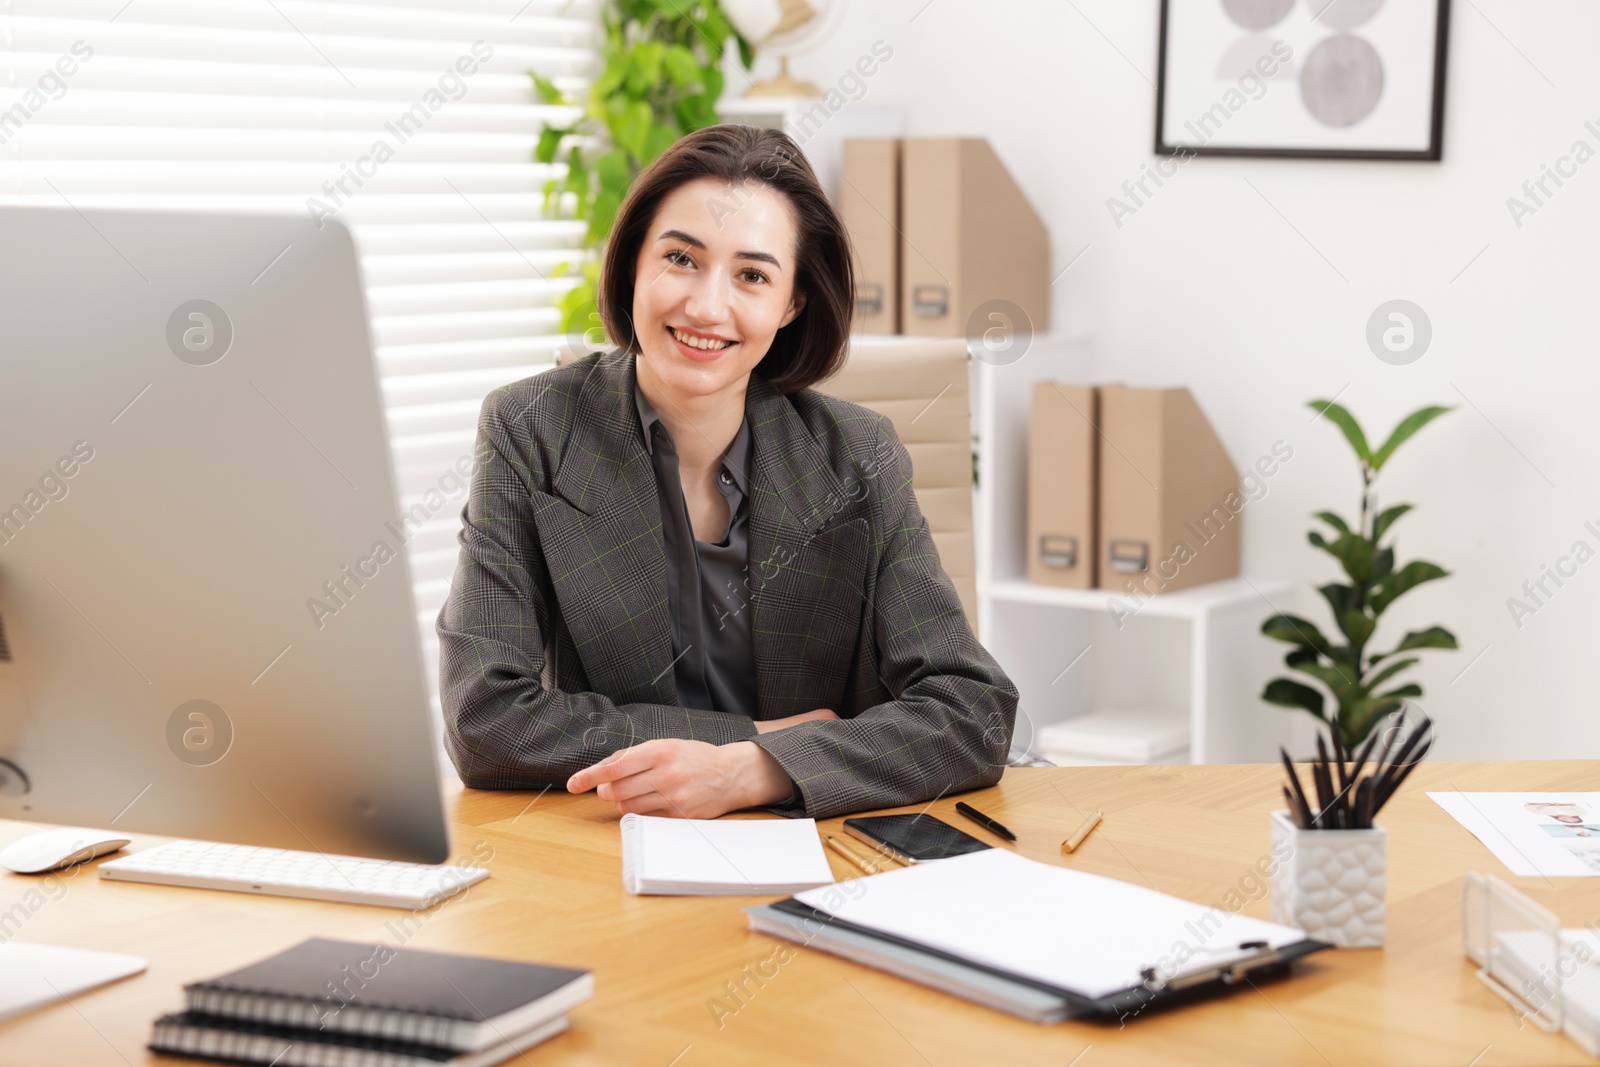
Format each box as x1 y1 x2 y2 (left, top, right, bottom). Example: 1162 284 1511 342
735 1 1600 761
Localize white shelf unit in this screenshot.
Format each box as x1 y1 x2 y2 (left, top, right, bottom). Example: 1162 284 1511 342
968 337 1297 765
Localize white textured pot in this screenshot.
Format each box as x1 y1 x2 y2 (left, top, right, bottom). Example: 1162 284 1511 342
1269 808 1387 949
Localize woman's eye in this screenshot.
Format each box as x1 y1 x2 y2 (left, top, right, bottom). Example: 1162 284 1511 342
741 269 768 285
665 250 692 267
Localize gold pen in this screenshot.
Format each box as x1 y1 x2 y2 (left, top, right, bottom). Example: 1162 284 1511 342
1061 808 1102 853
825 834 877 876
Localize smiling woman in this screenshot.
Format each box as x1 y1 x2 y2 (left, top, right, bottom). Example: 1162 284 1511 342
437 124 1019 821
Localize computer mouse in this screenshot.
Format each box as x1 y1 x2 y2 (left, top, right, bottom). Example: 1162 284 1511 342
0 827 131 874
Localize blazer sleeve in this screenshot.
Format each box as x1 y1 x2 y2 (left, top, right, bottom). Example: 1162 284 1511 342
437 386 758 790
747 418 1020 818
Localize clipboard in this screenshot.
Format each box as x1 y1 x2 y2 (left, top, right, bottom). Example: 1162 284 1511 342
763 897 1330 1021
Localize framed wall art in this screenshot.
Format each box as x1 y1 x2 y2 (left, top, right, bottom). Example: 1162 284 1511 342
1155 0 1451 160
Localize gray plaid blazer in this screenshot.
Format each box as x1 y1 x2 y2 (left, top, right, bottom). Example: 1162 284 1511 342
437 349 1019 819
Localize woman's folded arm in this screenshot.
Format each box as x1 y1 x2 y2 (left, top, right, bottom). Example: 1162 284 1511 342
437 388 758 790
749 420 1020 818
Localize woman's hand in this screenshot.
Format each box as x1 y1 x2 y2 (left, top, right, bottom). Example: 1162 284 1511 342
753 708 839 734
566 739 794 818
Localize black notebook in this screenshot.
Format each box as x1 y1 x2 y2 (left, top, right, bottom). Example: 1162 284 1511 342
182 939 592 1052
149 1011 568 1067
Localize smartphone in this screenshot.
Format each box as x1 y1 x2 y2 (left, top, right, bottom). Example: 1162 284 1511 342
842 813 993 864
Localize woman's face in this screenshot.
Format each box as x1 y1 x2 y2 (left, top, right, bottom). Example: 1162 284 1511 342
630 176 806 400
1528 802 1588 822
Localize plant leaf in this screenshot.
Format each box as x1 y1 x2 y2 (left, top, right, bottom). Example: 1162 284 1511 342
612 99 652 159
1343 695 1405 746
1314 511 1351 535
1324 642 1360 667
535 126 569 165
625 41 665 95
1308 400 1371 463
1338 608 1375 648
1369 546 1395 587
592 63 624 100
1262 678 1326 720
594 149 630 193
1376 683 1424 700
531 73 565 105
1373 503 1414 542
1370 405 1453 472
1323 531 1377 589
663 44 702 88
700 67 725 111
589 188 623 243
1289 659 1362 704
1362 656 1419 694
1318 583 1354 622
642 120 681 163
1261 613 1334 656
1369 626 1459 665
1286 646 1320 668
1370 561 1450 615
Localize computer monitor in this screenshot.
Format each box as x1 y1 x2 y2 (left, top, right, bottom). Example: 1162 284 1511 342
0 206 451 863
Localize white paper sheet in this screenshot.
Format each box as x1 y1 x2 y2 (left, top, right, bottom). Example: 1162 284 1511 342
0 942 146 1024
1430 792 1600 877
794 849 1306 999
621 814 833 894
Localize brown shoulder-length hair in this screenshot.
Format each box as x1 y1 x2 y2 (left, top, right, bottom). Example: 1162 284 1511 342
598 124 853 395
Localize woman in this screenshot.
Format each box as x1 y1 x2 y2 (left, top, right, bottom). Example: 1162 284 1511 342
438 124 1018 820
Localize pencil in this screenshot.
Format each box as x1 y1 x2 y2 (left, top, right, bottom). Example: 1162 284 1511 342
1061 808 1102 853
824 835 877 877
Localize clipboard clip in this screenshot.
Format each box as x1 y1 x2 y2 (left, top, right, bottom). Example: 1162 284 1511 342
1139 941 1278 993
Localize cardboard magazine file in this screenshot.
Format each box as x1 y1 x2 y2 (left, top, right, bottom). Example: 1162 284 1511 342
900 138 1050 339
820 339 977 632
840 138 901 334
1027 382 1099 589
1096 385 1240 595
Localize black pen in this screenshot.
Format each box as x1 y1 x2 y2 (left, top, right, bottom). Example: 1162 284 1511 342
955 801 1016 842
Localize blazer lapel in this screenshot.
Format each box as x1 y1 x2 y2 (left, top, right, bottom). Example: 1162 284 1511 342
542 351 678 705
744 374 871 719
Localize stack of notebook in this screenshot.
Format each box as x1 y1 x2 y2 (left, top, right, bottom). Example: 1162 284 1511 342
747 849 1328 1023
620 812 834 895
147 938 592 1066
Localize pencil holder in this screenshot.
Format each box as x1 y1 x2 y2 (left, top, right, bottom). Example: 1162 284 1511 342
1269 809 1387 949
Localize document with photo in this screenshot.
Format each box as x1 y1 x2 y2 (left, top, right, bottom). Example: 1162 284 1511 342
1430 792 1600 877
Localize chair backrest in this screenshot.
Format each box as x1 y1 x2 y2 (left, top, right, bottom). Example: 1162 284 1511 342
817 337 976 632
554 340 978 632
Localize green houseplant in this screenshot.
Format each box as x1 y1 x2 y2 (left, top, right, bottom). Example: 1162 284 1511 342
1260 400 1459 749
531 1 752 343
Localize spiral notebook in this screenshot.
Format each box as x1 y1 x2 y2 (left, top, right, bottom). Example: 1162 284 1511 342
148 1011 568 1067
177 938 592 1052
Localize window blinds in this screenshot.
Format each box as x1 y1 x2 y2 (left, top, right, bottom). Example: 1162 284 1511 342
1 0 598 750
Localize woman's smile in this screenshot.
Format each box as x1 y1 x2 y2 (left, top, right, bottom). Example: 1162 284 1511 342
667 324 738 361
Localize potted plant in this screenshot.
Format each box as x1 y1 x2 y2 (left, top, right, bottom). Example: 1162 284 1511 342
1259 400 1459 749
530 2 752 350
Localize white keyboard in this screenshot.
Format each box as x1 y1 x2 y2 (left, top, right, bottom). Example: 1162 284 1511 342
98 839 489 908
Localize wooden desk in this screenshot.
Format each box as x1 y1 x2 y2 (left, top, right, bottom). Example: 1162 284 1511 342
3 761 1599 1066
